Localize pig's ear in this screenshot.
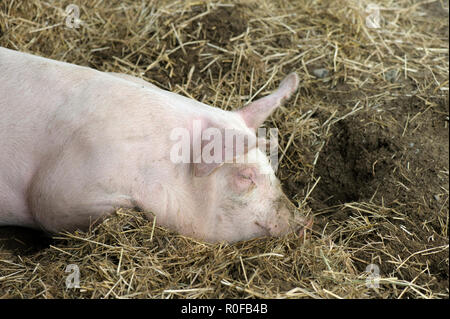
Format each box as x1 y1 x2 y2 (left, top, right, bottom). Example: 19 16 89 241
237 72 299 129
193 129 259 177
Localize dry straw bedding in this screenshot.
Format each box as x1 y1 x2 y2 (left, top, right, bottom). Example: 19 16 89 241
0 0 448 298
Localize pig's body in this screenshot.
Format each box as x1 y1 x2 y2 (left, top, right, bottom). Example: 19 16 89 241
0 47 309 243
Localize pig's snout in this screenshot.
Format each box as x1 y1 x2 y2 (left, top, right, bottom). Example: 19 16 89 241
266 195 313 238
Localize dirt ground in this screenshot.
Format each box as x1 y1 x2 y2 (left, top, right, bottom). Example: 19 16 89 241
0 0 448 298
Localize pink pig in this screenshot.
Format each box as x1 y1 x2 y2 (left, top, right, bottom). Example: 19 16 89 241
0 47 311 243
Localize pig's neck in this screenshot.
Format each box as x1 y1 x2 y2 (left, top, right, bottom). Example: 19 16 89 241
133 162 217 241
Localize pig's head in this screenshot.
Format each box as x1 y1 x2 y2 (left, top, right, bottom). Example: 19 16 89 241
188 73 312 243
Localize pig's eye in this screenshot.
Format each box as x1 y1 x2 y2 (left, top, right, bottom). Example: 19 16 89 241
237 168 256 184
238 172 254 182
231 167 258 193
233 167 257 192
237 174 255 192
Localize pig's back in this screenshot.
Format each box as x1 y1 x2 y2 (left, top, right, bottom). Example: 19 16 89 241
0 48 98 226
0 47 156 226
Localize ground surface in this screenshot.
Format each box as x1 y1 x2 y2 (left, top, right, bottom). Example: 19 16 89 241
0 0 448 298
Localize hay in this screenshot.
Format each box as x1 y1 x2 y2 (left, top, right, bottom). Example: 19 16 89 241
0 0 448 298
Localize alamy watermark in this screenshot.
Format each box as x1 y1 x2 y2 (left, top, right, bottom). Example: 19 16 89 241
65 264 80 289
365 263 380 289
365 3 381 29
65 4 81 29
169 121 279 173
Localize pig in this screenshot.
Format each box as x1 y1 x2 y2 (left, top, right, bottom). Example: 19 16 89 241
0 46 312 243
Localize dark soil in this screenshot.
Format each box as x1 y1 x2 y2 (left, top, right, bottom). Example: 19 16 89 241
304 94 449 291
135 4 253 90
